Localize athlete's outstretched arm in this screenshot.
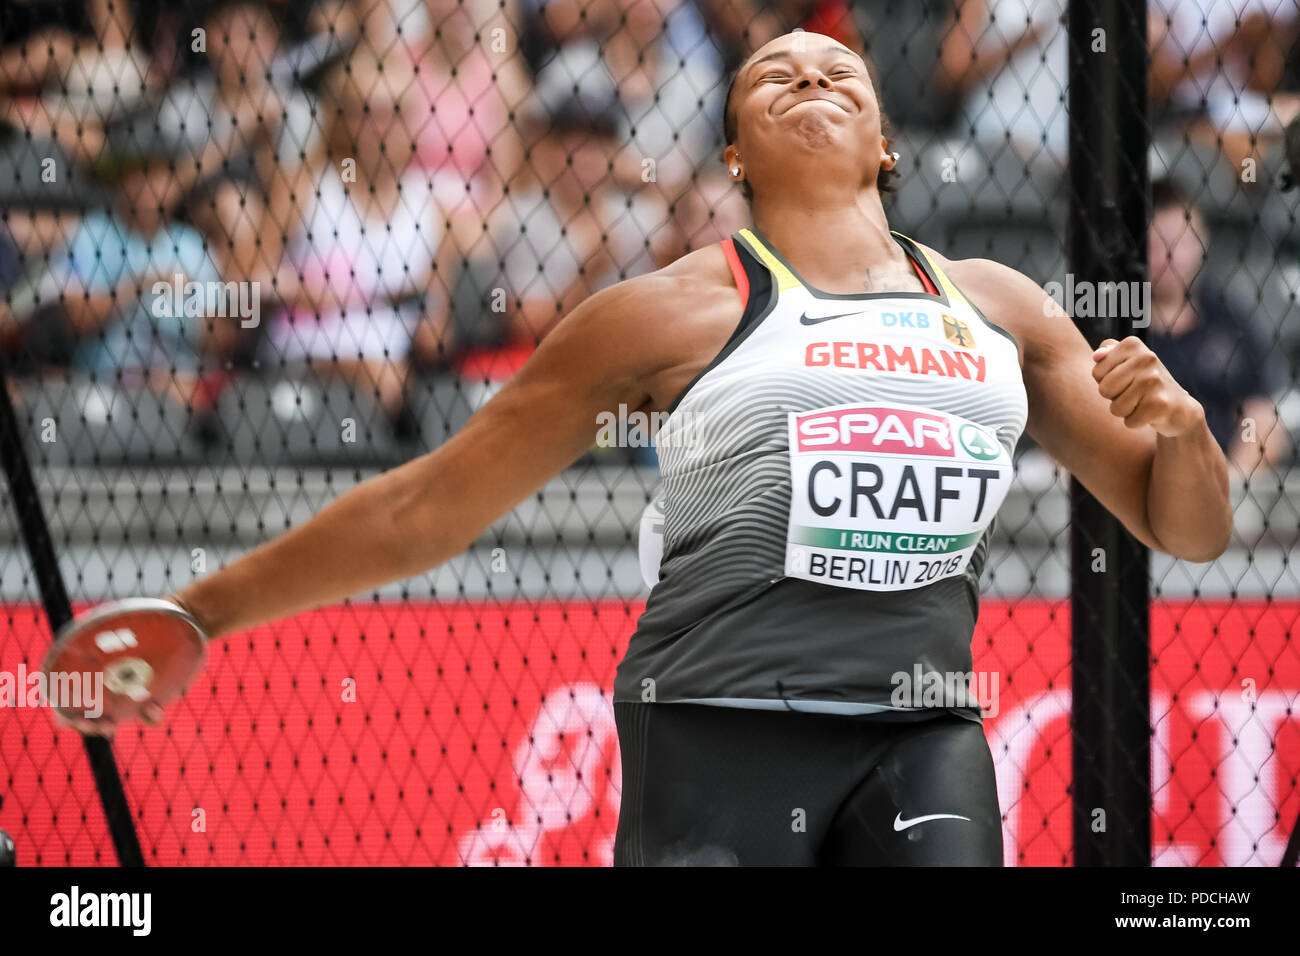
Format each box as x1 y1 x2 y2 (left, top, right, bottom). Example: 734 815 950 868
171 271 692 641
949 258 1232 563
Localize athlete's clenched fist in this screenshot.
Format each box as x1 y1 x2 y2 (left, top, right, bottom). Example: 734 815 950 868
1091 336 1202 436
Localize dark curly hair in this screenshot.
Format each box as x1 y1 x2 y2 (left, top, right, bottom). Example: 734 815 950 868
721 54 900 202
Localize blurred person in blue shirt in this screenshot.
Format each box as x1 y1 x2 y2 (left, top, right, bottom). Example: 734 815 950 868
1148 177 1290 474
3 147 223 402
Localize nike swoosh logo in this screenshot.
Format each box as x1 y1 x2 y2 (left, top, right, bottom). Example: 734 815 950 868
799 309 867 326
893 812 972 831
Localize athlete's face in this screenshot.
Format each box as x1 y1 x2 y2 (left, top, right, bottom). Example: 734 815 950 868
725 33 892 198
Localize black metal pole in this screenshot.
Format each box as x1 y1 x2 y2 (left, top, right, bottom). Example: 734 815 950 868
1283 817 1300 868
0 369 145 866
1067 0 1152 866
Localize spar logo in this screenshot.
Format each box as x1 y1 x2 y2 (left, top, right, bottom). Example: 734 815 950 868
795 405 958 456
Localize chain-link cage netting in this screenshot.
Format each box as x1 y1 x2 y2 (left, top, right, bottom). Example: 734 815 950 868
0 0 1297 867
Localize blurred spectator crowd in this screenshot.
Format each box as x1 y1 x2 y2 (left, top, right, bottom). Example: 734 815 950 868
0 0 1297 474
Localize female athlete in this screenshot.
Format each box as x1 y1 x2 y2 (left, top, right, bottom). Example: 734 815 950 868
61 32 1232 866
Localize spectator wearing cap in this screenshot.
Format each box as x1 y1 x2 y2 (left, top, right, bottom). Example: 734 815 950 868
522 0 724 200
1148 177 1290 474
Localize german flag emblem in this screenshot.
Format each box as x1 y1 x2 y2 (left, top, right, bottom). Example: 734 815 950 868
942 313 976 348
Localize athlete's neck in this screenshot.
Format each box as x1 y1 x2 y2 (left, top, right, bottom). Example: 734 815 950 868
750 192 912 295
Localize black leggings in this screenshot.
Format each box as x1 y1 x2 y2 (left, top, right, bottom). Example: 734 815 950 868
613 702 1003 866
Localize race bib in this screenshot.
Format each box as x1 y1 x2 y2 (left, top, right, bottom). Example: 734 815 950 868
785 402 1013 591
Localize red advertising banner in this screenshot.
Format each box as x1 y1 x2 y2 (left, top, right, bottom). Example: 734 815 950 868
2 600 1297 865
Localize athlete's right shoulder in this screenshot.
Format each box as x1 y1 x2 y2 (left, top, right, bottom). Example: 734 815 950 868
536 241 746 409
598 241 738 307
560 242 742 333
656 240 737 285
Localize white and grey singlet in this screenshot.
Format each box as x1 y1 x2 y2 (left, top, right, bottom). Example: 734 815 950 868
615 227 1028 720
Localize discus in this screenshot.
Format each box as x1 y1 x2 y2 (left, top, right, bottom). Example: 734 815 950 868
41 597 208 726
